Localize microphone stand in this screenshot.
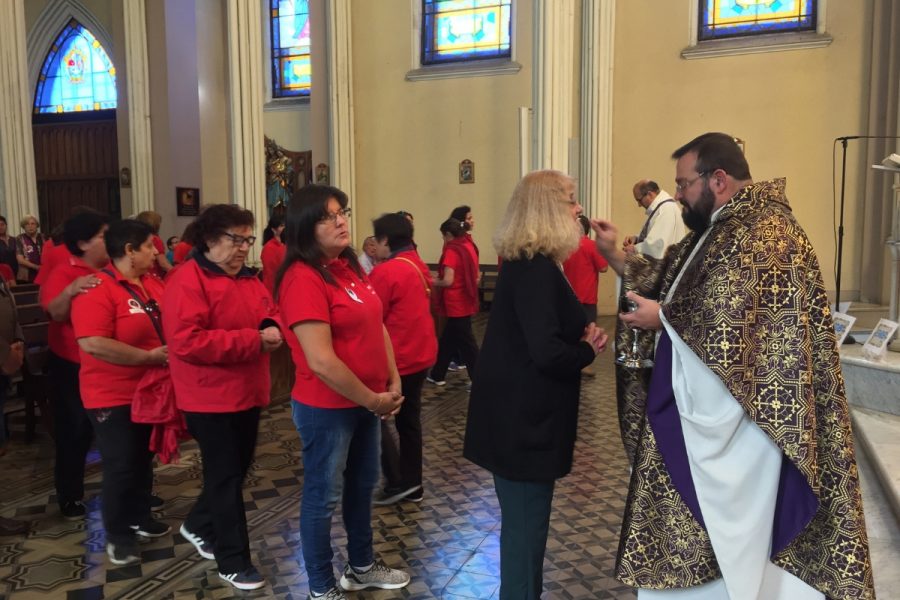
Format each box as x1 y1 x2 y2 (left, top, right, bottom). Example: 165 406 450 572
834 135 900 345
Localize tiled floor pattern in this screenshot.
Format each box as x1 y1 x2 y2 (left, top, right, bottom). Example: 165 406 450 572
0 314 896 599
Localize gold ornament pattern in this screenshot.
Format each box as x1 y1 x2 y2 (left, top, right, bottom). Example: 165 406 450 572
614 179 874 599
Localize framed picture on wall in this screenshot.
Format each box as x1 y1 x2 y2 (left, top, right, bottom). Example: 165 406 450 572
176 187 200 216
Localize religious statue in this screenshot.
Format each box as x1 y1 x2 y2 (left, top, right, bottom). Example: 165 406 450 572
265 136 294 219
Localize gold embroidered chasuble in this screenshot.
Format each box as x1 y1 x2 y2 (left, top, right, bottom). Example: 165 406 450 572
614 179 875 599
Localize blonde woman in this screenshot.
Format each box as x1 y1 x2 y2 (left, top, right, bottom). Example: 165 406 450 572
463 170 608 600
16 214 44 283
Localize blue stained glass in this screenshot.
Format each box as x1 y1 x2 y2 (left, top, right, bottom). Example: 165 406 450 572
33 20 117 114
422 0 512 65
271 0 310 98
699 0 817 41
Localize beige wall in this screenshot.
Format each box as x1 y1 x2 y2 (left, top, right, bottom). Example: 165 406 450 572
350 2 533 264
606 0 873 313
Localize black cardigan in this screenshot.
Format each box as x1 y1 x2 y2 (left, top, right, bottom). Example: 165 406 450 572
463 253 595 482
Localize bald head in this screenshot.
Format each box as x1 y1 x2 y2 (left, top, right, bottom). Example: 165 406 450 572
632 180 660 209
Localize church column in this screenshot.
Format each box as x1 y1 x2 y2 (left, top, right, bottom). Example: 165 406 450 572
0 0 39 232
532 0 576 172
225 0 267 263
123 0 155 214
325 0 357 234
579 0 615 220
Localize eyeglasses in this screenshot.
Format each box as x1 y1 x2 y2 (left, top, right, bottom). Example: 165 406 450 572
223 232 257 247
675 172 708 194
320 208 351 225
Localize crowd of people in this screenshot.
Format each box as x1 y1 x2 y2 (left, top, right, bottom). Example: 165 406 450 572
0 131 876 600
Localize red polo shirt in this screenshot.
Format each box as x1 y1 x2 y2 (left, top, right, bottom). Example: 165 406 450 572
279 259 389 409
172 241 193 265
370 250 437 375
261 238 286 295
34 239 71 286
40 255 104 363
71 268 166 408
562 236 609 305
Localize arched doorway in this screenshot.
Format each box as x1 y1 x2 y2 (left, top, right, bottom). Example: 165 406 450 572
31 19 121 235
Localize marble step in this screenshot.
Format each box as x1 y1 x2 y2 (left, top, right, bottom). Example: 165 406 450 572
851 408 900 525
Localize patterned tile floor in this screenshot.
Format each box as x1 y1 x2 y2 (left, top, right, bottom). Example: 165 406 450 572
0 315 896 599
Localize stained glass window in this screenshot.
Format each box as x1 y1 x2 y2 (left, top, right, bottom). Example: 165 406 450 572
422 0 512 65
270 0 311 98
699 0 817 41
33 20 117 114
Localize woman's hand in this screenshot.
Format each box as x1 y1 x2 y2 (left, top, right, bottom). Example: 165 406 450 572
370 391 404 420
67 274 101 298
259 326 284 353
620 291 662 331
582 323 609 355
145 345 169 365
1 341 25 375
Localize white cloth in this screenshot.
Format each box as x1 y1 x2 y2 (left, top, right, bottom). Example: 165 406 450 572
635 190 686 259
636 315 823 600
358 252 376 274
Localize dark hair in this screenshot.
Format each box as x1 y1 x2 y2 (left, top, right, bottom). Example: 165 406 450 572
577 214 590 236
186 204 255 253
671 133 751 181
449 205 472 231
106 219 155 260
181 219 198 240
64 211 110 256
0 216 6 225
274 184 362 296
373 213 414 252
166 236 179 248
396 210 414 221
637 180 660 198
440 218 465 238
262 214 286 245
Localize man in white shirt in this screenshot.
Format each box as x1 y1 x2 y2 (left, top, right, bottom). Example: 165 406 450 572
358 236 379 274
623 180 685 259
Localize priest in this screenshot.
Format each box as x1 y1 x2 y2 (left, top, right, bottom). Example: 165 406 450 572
593 132 874 599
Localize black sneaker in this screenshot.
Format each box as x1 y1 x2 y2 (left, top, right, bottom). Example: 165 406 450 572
107 542 140 566
406 488 424 503
130 519 171 538
372 485 422 506
339 560 410 591
60 501 86 521
150 494 164 511
179 523 215 560
219 566 266 591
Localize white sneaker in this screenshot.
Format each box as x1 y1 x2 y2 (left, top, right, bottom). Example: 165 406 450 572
179 523 215 560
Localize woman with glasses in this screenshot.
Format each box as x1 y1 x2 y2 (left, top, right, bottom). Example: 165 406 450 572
464 170 608 599
162 204 283 591
71 219 171 566
274 185 410 599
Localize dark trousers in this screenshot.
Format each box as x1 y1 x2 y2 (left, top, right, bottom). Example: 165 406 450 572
184 408 261 574
581 303 597 325
380 369 426 490
431 316 479 381
87 405 154 546
493 474 555 600
48 353 93 505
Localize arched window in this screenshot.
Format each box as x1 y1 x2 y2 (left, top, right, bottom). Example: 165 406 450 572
269 0 311 98
33 19 116 114
422 0 512 65
699 0 817 41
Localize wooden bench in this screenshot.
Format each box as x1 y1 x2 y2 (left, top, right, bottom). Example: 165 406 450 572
15 303 47 326
12 290 38 306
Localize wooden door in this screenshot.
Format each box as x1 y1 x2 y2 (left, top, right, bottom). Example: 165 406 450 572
32 113 120 234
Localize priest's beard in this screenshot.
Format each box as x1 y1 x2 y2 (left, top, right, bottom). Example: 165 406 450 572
681 185 716 234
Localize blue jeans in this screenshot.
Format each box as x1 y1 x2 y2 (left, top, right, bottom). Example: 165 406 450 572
292 401 380 593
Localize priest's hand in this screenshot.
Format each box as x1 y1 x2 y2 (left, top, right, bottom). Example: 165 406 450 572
619 291 662 331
